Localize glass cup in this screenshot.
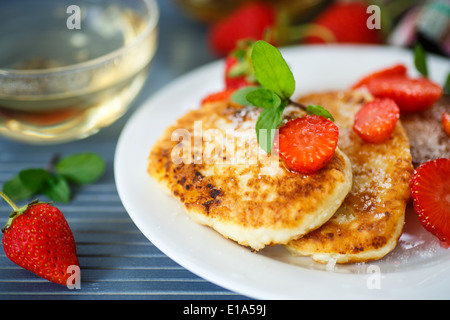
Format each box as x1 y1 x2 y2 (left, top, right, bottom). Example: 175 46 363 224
0 0 159 144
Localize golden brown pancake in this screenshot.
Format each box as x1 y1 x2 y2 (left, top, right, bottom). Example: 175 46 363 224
148 100 352 250
285 90 414 263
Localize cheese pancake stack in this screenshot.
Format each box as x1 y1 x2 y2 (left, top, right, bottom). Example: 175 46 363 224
148 100 352 250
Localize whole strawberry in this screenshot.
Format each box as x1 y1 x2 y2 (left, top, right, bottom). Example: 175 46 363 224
1 192 79 285
304 2 383 44
208 2 276 56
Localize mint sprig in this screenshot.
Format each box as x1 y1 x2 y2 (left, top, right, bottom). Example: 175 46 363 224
414 42 428 78
231 40 334 153
2 153 105 203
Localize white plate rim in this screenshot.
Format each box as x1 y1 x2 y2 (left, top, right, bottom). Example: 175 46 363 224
114 45 450 300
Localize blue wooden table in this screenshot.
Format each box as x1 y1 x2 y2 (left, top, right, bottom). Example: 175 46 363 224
0 0 249 300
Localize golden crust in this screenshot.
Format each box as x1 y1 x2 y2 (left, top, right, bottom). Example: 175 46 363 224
285 90 414 263
148 100 352 250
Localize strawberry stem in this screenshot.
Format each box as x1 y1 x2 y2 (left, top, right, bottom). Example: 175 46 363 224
0 190 19 212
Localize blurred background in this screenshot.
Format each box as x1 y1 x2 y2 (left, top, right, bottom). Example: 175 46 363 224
171 0 450 58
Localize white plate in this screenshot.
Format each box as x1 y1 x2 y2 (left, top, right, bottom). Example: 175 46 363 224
115 45 450 300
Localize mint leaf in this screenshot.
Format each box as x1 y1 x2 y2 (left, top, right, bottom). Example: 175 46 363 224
414 43 428 77
231 86 260 106
255 101 286 153
247 88 282 109
43 175 71 203
19 169 50 194
3 176 35 202
251 40 295 100
306 105 335 122
444 72 450 95
55 153 105 184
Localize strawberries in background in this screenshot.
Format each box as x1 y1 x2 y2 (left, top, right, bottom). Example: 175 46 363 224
208 2 276 56
304 2 383 44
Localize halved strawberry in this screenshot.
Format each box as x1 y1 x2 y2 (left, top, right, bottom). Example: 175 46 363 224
361 76 443 113
353 98 400 144
410 158 450 245
442 112 450 136
352 64 408 89
274 115 339 174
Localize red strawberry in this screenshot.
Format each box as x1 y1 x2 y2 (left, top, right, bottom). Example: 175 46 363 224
304 2 383 44
442 112 450 136
410 158 450 245
1 192 79 286
223 40 258 90
208 2 276 56
201 88 235 105
274 115 339 174
352 64 408 89
362 76 443 113
225 56 252 89
353 98 400 144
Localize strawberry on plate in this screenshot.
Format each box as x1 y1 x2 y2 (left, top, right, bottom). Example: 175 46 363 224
353 98 400 144
410 158 450 245
304 2 383 44
208 2 276 56
362 77 443 113
224 40 258 90
201 88 235 105
442 112 450 136
274 115 339 174
352 64 443 113
1 192 79 286
352 64 408 89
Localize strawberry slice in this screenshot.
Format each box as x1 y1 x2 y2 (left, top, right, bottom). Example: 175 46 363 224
352 64 408 89
353 98 400 144
411 158 450 245
363 77 443 113
201 89 235 105
275 115 339 174
442 112 450 136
